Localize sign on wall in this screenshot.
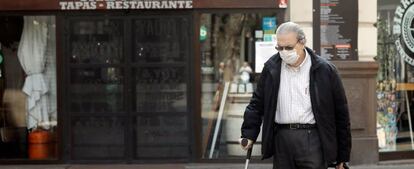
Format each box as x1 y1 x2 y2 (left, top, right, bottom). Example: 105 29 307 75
394 0 414 66
255 42 277 73
59 0 193 10
319 0 358 60
0 0 286 11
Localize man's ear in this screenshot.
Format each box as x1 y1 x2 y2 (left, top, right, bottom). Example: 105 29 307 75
296 42 305 50
299 39 306 44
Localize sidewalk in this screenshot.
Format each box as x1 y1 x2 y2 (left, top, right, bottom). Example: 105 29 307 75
1 163 414 169
186 163 414 169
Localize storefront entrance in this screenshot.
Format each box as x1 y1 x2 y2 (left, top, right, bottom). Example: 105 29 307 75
61 13 195 162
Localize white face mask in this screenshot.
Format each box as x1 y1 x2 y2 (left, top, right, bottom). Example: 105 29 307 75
279 49 299 64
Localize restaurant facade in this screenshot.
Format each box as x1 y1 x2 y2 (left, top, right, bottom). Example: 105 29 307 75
0 0 390 166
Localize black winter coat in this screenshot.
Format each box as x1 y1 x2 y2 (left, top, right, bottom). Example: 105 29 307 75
241 47 351 164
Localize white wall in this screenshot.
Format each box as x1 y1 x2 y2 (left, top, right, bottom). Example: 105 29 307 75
289 0 314 49
358 0 377 61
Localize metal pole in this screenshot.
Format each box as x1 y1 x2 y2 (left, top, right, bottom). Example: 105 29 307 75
209 82 230 158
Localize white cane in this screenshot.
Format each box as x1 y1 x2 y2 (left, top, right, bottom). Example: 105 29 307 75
241 138 253 169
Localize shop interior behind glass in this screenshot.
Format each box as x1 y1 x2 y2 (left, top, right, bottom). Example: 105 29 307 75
200 11 281 159
0 15 57 160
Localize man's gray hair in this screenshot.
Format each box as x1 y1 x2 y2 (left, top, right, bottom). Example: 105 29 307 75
276 22 307 44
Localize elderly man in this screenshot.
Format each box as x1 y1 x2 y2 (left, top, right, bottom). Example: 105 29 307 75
240 22 351 169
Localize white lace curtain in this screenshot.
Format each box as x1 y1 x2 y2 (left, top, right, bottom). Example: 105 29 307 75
17 16 56 130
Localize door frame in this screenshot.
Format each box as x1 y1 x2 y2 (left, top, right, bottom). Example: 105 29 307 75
59 11 196 163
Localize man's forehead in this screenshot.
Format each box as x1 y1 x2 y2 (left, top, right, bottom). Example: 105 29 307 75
277 32 297 39
277 32 297 45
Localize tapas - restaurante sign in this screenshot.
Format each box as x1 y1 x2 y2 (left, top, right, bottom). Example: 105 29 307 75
59 0 193 10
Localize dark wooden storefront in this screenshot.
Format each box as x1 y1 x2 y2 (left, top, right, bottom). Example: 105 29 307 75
60 13 195 163
0 0 285 164
0 0 388 166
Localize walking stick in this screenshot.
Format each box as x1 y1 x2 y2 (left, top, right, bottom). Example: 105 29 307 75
241 138 253 169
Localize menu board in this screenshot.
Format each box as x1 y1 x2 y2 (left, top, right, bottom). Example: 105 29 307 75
320 0 358 60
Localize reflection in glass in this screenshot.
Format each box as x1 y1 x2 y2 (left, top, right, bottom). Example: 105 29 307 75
133 17 189 63
69 68 124 113
72 116 125 159
376 0 414 154
134 115 188 159
200 12 280 159
132 16 191 160
133 67 187 113
0 15 58 160
70 20 123 64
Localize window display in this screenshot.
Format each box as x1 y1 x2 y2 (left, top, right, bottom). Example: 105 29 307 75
200 12 281 159
377 0 414 155
0 15 57 160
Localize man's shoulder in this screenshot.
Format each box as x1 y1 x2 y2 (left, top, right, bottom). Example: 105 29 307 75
314 55 337 73
264 53 280 66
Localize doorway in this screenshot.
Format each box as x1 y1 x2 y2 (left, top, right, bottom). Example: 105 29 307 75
61 13 194 162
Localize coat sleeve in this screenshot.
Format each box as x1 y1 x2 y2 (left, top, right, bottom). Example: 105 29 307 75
241 67 266 142
330 65 352 163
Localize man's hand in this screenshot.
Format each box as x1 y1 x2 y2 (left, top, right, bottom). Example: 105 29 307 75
336 162 345 169
239 138 253 150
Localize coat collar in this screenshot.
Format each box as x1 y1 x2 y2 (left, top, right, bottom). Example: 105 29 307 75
264 47 324 82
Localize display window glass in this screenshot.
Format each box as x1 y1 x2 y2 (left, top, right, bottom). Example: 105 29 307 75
199 12 281 159
377 0 414 156
0 15 58 160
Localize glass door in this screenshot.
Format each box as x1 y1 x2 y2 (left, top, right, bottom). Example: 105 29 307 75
63 14 193 162
131 16 192 160
65 17 127 160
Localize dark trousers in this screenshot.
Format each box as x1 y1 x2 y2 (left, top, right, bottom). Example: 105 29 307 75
273 127 327 169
